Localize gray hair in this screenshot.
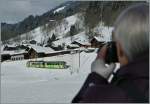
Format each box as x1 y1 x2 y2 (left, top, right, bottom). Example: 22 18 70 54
114 3 149 62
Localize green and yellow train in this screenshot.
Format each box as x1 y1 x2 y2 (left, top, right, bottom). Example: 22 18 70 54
26 61 68 69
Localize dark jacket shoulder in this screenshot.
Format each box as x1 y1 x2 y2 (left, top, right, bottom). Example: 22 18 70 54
72 53 149 103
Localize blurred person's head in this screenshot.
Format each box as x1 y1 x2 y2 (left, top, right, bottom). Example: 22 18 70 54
113 3 149 66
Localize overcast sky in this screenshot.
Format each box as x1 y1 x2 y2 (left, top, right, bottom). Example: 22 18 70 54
0 0 68 24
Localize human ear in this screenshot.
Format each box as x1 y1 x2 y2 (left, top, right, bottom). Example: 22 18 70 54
116 42 129 66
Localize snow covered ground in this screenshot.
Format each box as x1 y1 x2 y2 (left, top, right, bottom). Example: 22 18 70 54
1 52 97 103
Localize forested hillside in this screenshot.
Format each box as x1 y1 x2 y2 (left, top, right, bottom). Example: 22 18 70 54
1 1 145 42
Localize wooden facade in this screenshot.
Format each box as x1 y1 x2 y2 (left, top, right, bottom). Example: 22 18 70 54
28 48 38 59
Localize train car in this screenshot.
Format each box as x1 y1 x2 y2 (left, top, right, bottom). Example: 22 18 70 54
47 61 68 69
26 61 44 68
26 61 68 69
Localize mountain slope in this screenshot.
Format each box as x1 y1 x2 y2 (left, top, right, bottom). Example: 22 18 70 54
1 1 87 42
1 1 145 43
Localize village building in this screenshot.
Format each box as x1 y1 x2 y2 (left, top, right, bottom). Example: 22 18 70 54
1 43 80 62
1 49 27 61
11 53 28 61
27 44 55 58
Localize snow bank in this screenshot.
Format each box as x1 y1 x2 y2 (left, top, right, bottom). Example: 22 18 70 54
1 51 97 103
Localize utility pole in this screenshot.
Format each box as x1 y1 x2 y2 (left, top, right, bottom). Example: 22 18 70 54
79 47 80 68
77 47 80 73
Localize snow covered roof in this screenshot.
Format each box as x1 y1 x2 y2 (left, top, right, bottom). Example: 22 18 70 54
1 49 27 55
1 44 28 55
52 37 71 46
72 40 91 46
4 44 16 47
28 44 54 54
67 44 79 47
53 31 90 46
72 32 91 45
93 36 106 42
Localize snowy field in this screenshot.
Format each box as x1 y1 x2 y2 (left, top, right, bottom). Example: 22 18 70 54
1 52 97 103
